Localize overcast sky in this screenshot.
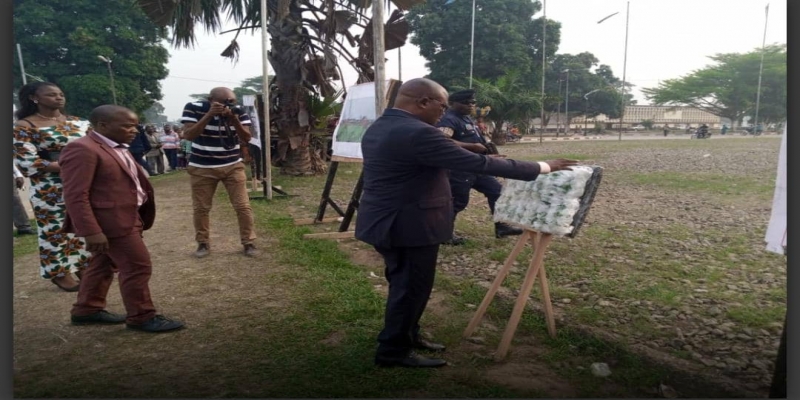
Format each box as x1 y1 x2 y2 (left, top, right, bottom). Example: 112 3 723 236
159 0 786 121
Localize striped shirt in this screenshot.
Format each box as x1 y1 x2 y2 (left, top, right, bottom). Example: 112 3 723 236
159 132 180 150
179 101 252 168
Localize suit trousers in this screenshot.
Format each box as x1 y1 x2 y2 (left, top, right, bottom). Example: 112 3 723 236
164 149 178 171
374 244 439 359
451 174 503 216
12 180 31 231
187 162 256 246
71 217 157 325
147 154 165 175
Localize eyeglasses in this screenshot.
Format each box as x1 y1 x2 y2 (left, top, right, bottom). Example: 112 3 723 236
424 97 449 112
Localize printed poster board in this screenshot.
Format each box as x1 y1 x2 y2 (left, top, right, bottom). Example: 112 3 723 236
331 80 400 160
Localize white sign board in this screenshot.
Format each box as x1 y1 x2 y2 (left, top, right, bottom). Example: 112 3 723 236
331 80 395 160
494 166 602 237
765 125 786 255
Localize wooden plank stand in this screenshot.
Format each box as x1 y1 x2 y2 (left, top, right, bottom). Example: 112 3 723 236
463 166 604 361
463 228 557 361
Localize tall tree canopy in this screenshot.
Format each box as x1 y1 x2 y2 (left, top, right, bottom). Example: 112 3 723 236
137 0 422 175
406 0 630 138
544 53 627 127
407 0 560 90
13 0 170 118
642 44 786 127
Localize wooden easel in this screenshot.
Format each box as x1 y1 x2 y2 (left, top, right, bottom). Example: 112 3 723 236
299 155 363 239
463 228 558 361
298 80 402 240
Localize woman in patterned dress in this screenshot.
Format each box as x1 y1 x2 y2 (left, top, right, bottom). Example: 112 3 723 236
13 82 92 292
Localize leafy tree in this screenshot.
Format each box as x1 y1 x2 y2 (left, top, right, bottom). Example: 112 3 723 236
640 119 654 130
642 44 786 127
407 0 560 90
13 0 170 118
138 0 421 176
142 101 168 124
451 70 539 144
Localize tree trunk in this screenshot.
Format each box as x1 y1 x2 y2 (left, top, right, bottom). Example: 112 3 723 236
267 3 327 176
491 122 506 145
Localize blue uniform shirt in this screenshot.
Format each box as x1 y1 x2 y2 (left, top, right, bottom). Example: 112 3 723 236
437 110 487 145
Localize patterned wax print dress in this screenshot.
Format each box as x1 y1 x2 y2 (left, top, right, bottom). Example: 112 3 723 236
13 117 93 279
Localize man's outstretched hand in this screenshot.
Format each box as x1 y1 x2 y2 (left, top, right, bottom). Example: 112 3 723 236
544 159 579 172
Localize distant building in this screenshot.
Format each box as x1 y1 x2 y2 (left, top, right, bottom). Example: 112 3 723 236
573 105 722 130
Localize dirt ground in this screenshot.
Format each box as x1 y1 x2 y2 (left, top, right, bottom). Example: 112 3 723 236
12 172 587 398
13 137 784 398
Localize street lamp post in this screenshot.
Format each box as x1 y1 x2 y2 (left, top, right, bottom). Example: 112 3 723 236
563 69 570 134
598 1 630 141
584 89 600 136
556 79 562 136
97 55 118 105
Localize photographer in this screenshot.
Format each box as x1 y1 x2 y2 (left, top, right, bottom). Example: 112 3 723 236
180 87 258 258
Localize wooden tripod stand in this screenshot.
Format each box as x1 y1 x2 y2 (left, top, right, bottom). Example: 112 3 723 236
463 229 557 361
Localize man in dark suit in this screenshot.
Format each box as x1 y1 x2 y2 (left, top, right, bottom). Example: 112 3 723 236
356 79 577 368
60 105 184 333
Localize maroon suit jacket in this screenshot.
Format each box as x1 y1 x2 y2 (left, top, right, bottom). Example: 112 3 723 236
61 131 156 239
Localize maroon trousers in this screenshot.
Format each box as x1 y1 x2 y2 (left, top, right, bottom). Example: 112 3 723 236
71 218 157 325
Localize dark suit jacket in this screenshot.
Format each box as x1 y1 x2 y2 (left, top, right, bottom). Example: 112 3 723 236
355 109 542 248
61 131 156 239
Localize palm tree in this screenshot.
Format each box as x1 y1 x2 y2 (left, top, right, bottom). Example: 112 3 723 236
136 0 421 175
453 71 541 144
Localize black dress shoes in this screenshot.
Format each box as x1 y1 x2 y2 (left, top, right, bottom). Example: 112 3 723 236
375 352 447 368
444 235 467 246
126 315 185 333
414 338 446 352
71 310 127 325
495 222 524 238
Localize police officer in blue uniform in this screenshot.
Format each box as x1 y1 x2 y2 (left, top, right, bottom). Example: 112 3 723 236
437 89 523 245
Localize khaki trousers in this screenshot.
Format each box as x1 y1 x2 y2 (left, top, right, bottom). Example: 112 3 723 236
187 162 256 246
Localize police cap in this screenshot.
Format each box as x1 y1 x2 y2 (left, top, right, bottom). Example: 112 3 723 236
448 89 476 104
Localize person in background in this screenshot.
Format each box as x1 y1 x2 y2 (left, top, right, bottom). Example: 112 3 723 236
721 124 728 135
13 163 34 236
145 125 164 175
437 89 524 245
180 130 193 172
175 126 188 170
159 124 180 172
13 82 92 291
130 124 152 174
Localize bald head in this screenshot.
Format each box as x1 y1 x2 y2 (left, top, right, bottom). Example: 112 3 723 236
89 105 139 145
397 78 447 101
209 87 236 103
393 78 449 125
89 105 135 126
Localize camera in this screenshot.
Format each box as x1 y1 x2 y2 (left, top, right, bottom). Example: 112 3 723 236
223 99 245 116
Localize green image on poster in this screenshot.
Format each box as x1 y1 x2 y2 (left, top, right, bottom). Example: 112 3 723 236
336 117 374 143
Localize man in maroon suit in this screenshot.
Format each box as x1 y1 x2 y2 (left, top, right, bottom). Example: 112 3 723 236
60 105 184 333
